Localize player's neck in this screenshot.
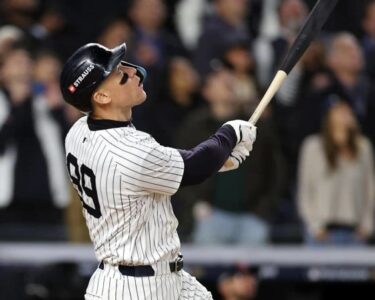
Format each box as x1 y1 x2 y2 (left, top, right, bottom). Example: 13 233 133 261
91 107 132 122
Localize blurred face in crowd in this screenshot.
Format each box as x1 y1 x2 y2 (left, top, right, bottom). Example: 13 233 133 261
129 0 166 31
98 20 132 49
215 0 249 23
218 272 258 300
231 272 257 299
301 40 326 71
91 63 147 118
0 25 24 59
203 69 242 120
224 45 254 74
39 9 66 34
362 2 375 38
1 48 33 86
34 53 62 85
278 0 307 34
5 0 39 11
1 0 40 28
327 101 357 147
327 34 364 75
168 57 199 104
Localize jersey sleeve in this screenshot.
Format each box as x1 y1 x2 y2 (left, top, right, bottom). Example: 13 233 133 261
140 145 184 195
115 134 185 196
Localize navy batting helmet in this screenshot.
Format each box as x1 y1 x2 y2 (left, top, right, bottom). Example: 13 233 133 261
60 42 147 112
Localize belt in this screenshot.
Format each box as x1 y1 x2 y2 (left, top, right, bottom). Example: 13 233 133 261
98 255 183 277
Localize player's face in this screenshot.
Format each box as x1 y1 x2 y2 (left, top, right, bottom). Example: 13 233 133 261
108 63 147 108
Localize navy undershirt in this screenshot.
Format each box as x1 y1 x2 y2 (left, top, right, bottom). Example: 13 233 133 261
87 117 237 187
177 125 236 186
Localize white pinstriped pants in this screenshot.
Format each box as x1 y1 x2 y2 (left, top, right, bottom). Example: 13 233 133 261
85 263 213 300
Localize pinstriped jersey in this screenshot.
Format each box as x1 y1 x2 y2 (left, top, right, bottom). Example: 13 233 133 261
65 116 184 265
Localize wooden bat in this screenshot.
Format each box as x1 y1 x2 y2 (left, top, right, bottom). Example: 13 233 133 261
225 0 338 168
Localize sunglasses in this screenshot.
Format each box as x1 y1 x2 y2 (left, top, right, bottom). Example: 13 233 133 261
116 61 147 86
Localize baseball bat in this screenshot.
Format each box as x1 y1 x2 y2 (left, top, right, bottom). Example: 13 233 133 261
250 0 338 124
225 0 338 168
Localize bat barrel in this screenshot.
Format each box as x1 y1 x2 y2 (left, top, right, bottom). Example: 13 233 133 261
280 0 339 74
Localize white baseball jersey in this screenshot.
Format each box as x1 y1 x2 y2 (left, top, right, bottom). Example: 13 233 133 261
66 116 213 300
65 116 184 265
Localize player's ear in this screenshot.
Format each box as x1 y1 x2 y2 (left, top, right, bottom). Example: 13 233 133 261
92 89 111 106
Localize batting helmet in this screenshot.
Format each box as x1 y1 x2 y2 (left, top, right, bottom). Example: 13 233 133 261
60 43 133 112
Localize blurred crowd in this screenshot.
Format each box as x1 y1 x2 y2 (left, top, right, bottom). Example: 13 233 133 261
0 0 375 250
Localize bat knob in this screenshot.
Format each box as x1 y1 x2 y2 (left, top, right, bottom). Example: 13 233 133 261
224 159 235 169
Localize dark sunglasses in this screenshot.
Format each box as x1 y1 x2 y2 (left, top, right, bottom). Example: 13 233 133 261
116 61 147 85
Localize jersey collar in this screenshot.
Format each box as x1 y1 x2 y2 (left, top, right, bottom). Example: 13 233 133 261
87 116 132 131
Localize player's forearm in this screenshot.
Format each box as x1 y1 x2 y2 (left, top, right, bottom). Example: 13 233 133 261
177 125 236 186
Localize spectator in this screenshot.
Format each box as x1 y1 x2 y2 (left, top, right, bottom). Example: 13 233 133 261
175 68 284 244
175 0 208 50
0 45 69 240
29 2 76 60
272 0 308 106
217 268 258 300
361 1 375 147
153 56 201 146
296 33 375 149
326 33 369 122
0 25 24 60
97 17 133 49
33 49 77 134
220 37 260 115
127 0 186 75
305 0 367 37
298 98 375 246
361 0 375 73
193 0 252 77
0 0 41 29
127 0 186 132
254 0 309 208
254 0 308 91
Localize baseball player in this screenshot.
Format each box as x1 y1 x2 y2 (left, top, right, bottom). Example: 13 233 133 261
60 42 256 300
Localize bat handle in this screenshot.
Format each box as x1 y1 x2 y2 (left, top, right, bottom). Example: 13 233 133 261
248 70 288 125
222 70 288 169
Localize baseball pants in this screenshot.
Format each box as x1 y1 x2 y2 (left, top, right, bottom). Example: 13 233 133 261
85 262 213 300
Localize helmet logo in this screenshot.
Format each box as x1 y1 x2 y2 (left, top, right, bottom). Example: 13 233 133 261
68 85 76 93
73 64 95 88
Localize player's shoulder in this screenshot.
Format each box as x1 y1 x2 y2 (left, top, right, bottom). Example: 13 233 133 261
101 125 161 154
124 128 158 146
65 116 88 141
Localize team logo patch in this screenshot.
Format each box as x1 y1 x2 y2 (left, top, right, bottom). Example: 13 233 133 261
68 84 76 93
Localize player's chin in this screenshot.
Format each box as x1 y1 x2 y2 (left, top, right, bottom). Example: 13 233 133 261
137 90 147 104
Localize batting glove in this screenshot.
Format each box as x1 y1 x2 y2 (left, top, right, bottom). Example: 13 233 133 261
219 142 251 172
219 121 257 172
223 120 257 146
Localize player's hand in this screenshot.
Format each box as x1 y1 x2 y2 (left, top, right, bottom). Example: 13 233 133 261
219 142 251 172
222 120 257 146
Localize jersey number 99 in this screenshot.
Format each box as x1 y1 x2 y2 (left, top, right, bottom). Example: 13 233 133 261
67 153 102 218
